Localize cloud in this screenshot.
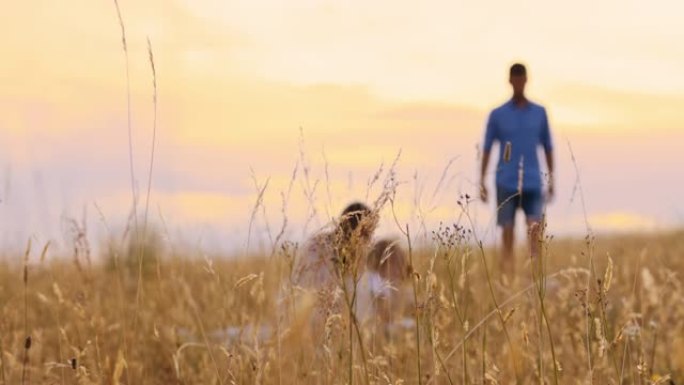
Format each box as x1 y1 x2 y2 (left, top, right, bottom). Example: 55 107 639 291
547 84 684 132
588 212 662 232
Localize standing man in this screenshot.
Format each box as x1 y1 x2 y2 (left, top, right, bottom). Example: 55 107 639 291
479 63 554 277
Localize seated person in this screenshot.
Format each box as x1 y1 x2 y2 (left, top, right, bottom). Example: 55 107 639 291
288 202 377 340
363 238 411 327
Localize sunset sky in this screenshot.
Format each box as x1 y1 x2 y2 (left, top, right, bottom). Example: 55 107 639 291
1 0 683 255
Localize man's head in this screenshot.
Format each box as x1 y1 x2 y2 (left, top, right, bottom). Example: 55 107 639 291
339 202 371 237
509 63 527 98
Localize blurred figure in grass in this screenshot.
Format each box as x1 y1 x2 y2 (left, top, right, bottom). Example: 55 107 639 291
289 202 377 345
294 202 375 290
479 63 555 279
364 238 412 334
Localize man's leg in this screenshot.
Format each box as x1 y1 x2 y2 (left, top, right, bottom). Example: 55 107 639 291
522 189 544 260
527 219 541 259
496 187 518 278
501 224 515 277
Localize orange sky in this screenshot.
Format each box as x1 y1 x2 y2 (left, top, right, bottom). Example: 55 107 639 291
1 0 683 253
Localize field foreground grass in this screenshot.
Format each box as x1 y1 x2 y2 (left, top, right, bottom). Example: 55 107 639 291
1 229 682 384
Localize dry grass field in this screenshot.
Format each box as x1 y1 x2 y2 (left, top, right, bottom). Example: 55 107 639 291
1 226 682 385
3 5 680 384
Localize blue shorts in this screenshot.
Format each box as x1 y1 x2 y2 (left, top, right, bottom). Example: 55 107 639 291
496 187 543 227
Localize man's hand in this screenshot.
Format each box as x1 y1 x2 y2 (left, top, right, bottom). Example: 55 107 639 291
544 151 555 203
479 181 489 203
546 180 555 203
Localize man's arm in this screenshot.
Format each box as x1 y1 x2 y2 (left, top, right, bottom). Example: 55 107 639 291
545 149 554 201
540 108 554 201
480 150 491 202
481 111 497 203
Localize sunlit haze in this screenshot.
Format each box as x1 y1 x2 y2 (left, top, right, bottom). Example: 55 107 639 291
1 0 683 255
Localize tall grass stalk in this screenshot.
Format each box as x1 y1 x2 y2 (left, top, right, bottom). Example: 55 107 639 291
21 239 31 385
140 37 159 281
460 205 521 383
531 218 560 385
111 3 134 382
112 0 139 249
405 225 423 385
568 141 596 384
0 319 5 385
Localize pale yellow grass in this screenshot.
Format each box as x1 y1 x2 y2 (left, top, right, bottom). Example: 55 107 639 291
0 230 682 384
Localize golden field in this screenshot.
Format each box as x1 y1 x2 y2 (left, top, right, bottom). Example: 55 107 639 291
1 227 682 385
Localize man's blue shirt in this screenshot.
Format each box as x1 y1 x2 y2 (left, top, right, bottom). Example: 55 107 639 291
483 100 553 192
